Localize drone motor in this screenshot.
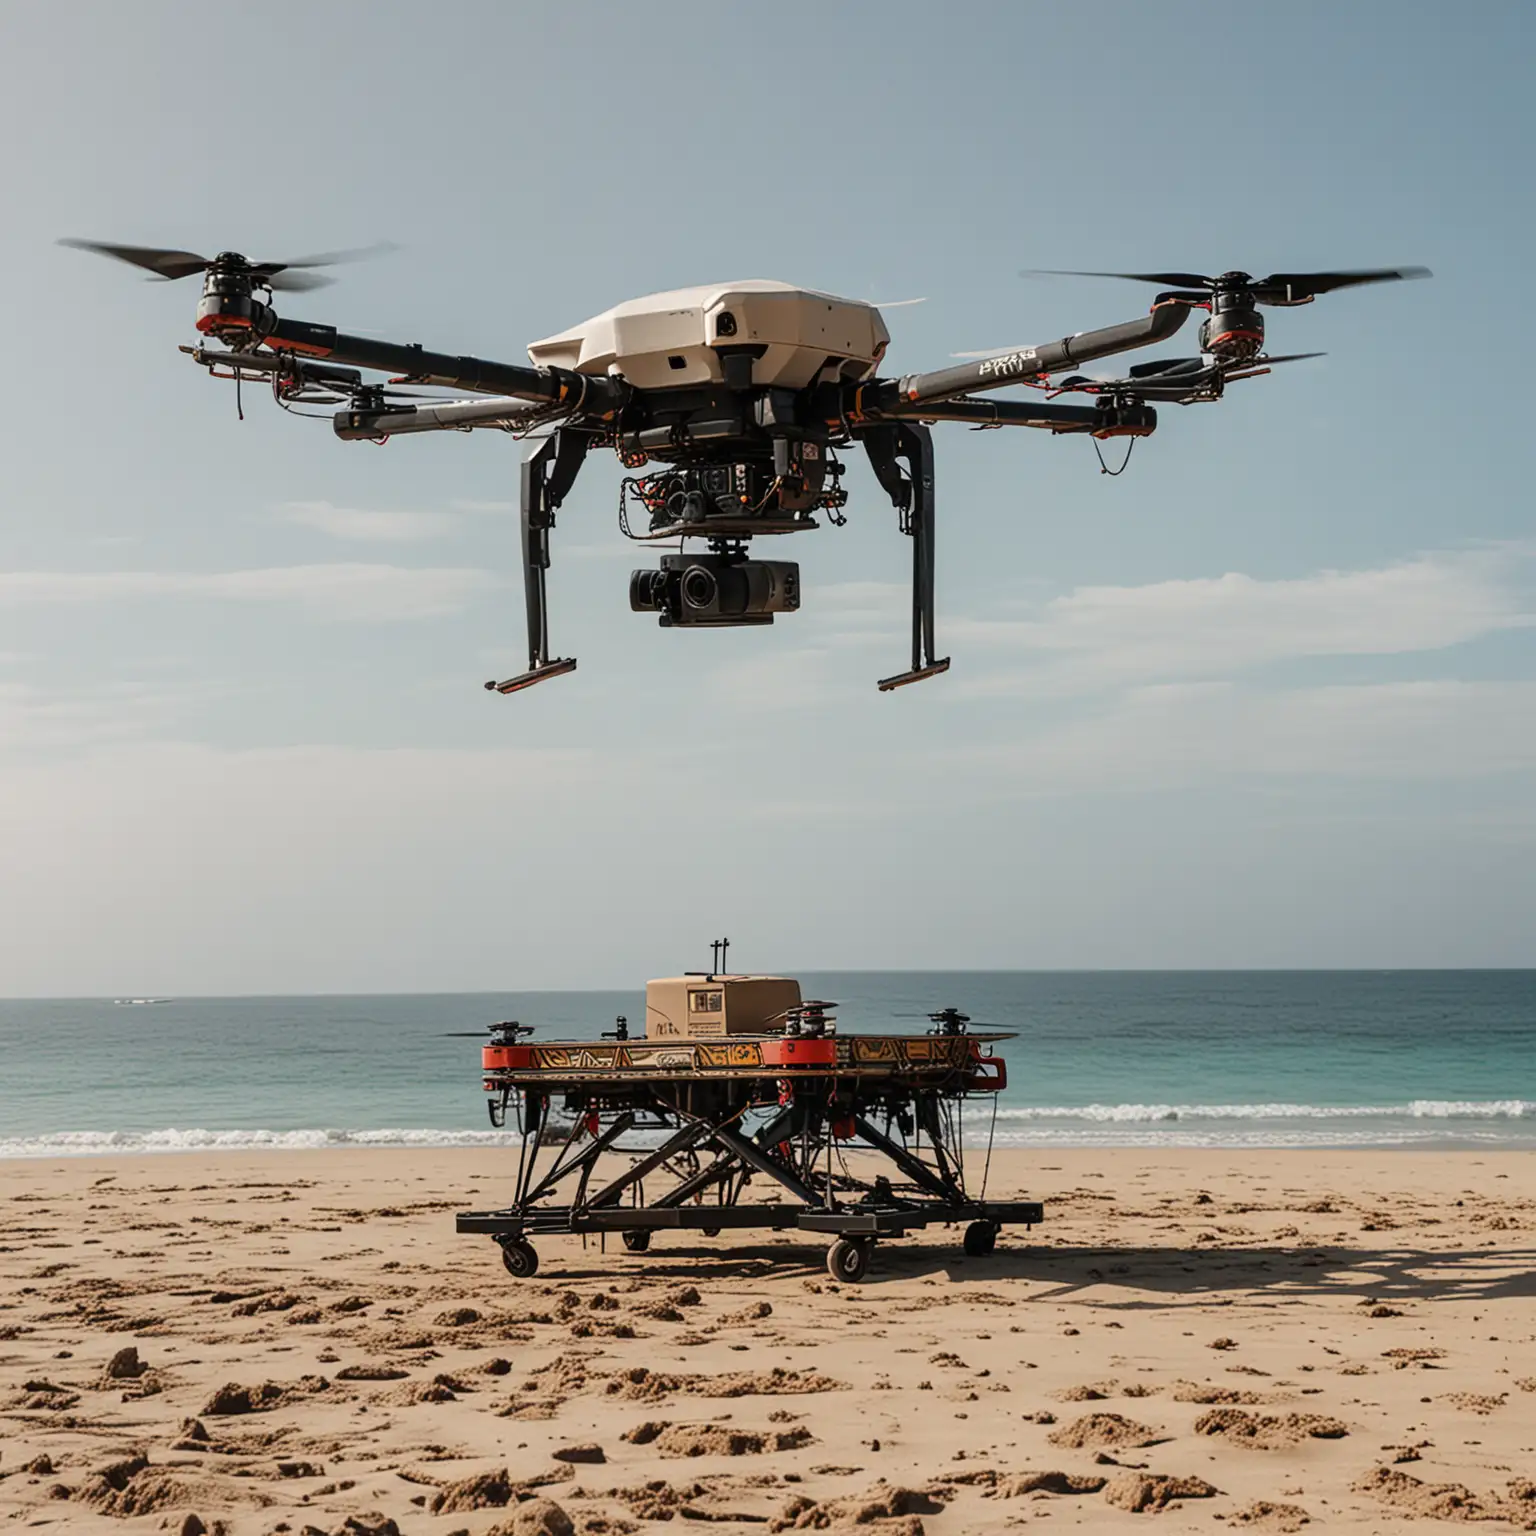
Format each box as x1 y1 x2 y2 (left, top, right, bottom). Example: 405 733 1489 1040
1198 284 1266 362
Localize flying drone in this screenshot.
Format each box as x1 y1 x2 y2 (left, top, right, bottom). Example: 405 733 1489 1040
62 241 1427 692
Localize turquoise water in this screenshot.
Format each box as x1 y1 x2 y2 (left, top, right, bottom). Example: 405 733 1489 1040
2 972 1533 1153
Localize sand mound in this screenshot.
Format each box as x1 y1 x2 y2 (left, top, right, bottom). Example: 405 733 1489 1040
655 1422 815 1457
1103 1473 1218 1513
383 1371 474 1404
103 1345 147 1380
1355 1468 1536 1526
1440 1392 1507 1414
989 1470 1106 1498
1230 1501 1311 1531
486 1497 575 1536
610 1480 713 1520
76 1454 247 1519
551 1442 605 1464
622 1420 670 1445
723 1301 774 1324
335 1363 410 1381
329 1514 399 1536
433 1306 481 1326
1172 1383 1267 1404
1054 1382 1113 1401
1047 1414 1162 1450
230 1290 305 1316
769 1483 944 1531
201 1375 327 1415
202 1381 284 1415
604 1366 845 1401
1384 1348 1446 1368
8 1379 79 1410
430 1467 514 1513
1193 1409 1347 1448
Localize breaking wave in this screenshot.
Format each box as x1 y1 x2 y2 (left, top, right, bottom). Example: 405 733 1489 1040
990 1100 1536 1123
0 1127 528 1159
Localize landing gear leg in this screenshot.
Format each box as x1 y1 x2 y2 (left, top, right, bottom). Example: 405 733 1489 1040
487 428 588 694
862 423 950 691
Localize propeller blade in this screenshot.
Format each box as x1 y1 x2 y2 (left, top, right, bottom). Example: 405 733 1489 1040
1025 267 1215 289
1256 266 1429 299
266 269 335 293
59 238 211 280
1126 356 1209 379
440 1030 494 1037
870 296 927 309
256 241 399 272
62 238 396 289
1251 351 1326 365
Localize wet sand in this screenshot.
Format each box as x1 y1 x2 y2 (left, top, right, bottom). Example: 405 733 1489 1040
2 1147 1534 1534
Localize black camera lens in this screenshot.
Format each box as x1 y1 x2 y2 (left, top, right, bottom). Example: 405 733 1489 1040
680 565 718 610
629 569 668 612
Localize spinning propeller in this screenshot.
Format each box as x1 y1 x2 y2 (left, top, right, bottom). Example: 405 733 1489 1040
1026 266 1430 305
58 238 395 292
1025 264 1429 364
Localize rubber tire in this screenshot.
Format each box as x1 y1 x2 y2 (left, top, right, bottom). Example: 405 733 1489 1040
701 1226 721 1239
500 1238 539 1278
621 1229 651 1254
962 1220 998 1258
827 1237 871 1283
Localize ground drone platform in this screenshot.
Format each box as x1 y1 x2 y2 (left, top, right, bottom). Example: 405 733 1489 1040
455 963 1040 1282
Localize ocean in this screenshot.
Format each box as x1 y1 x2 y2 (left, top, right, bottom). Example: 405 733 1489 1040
2 972 1533 1156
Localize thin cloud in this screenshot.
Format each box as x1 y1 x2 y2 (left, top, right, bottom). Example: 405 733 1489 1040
937 679 1536 796
953 545 1535 698
0 564 499 620
279 500 458 542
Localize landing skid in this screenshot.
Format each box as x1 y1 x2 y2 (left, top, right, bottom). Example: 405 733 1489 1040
878 658 951 691
485 658 577 694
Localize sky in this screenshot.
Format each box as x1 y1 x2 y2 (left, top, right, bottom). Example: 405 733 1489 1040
1 1 1533 994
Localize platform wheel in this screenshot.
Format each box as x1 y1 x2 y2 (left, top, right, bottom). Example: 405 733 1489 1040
701 1226 721 1239
621 1229 651 1254
962 1220 998 1258
499 1238 539 1278
827 1237 872 1284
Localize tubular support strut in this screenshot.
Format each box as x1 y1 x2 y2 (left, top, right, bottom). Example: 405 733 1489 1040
863 423 950 690
487 429 588 694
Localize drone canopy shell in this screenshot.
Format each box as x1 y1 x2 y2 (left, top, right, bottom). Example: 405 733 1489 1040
526 279 891 391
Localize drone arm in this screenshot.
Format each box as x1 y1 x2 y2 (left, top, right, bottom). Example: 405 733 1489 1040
333 396 567 439
256 315 625 417
876 396 1156 434
857 300 1190 412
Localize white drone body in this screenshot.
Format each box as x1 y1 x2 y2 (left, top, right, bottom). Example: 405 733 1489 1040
527 279 892 392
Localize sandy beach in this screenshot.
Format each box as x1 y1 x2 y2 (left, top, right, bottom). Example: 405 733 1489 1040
2 1146 1534 1534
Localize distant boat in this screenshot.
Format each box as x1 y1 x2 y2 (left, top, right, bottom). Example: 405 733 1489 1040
112 998 171 1006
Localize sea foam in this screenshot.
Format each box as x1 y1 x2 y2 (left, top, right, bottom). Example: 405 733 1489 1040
2 1100 1534 1158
